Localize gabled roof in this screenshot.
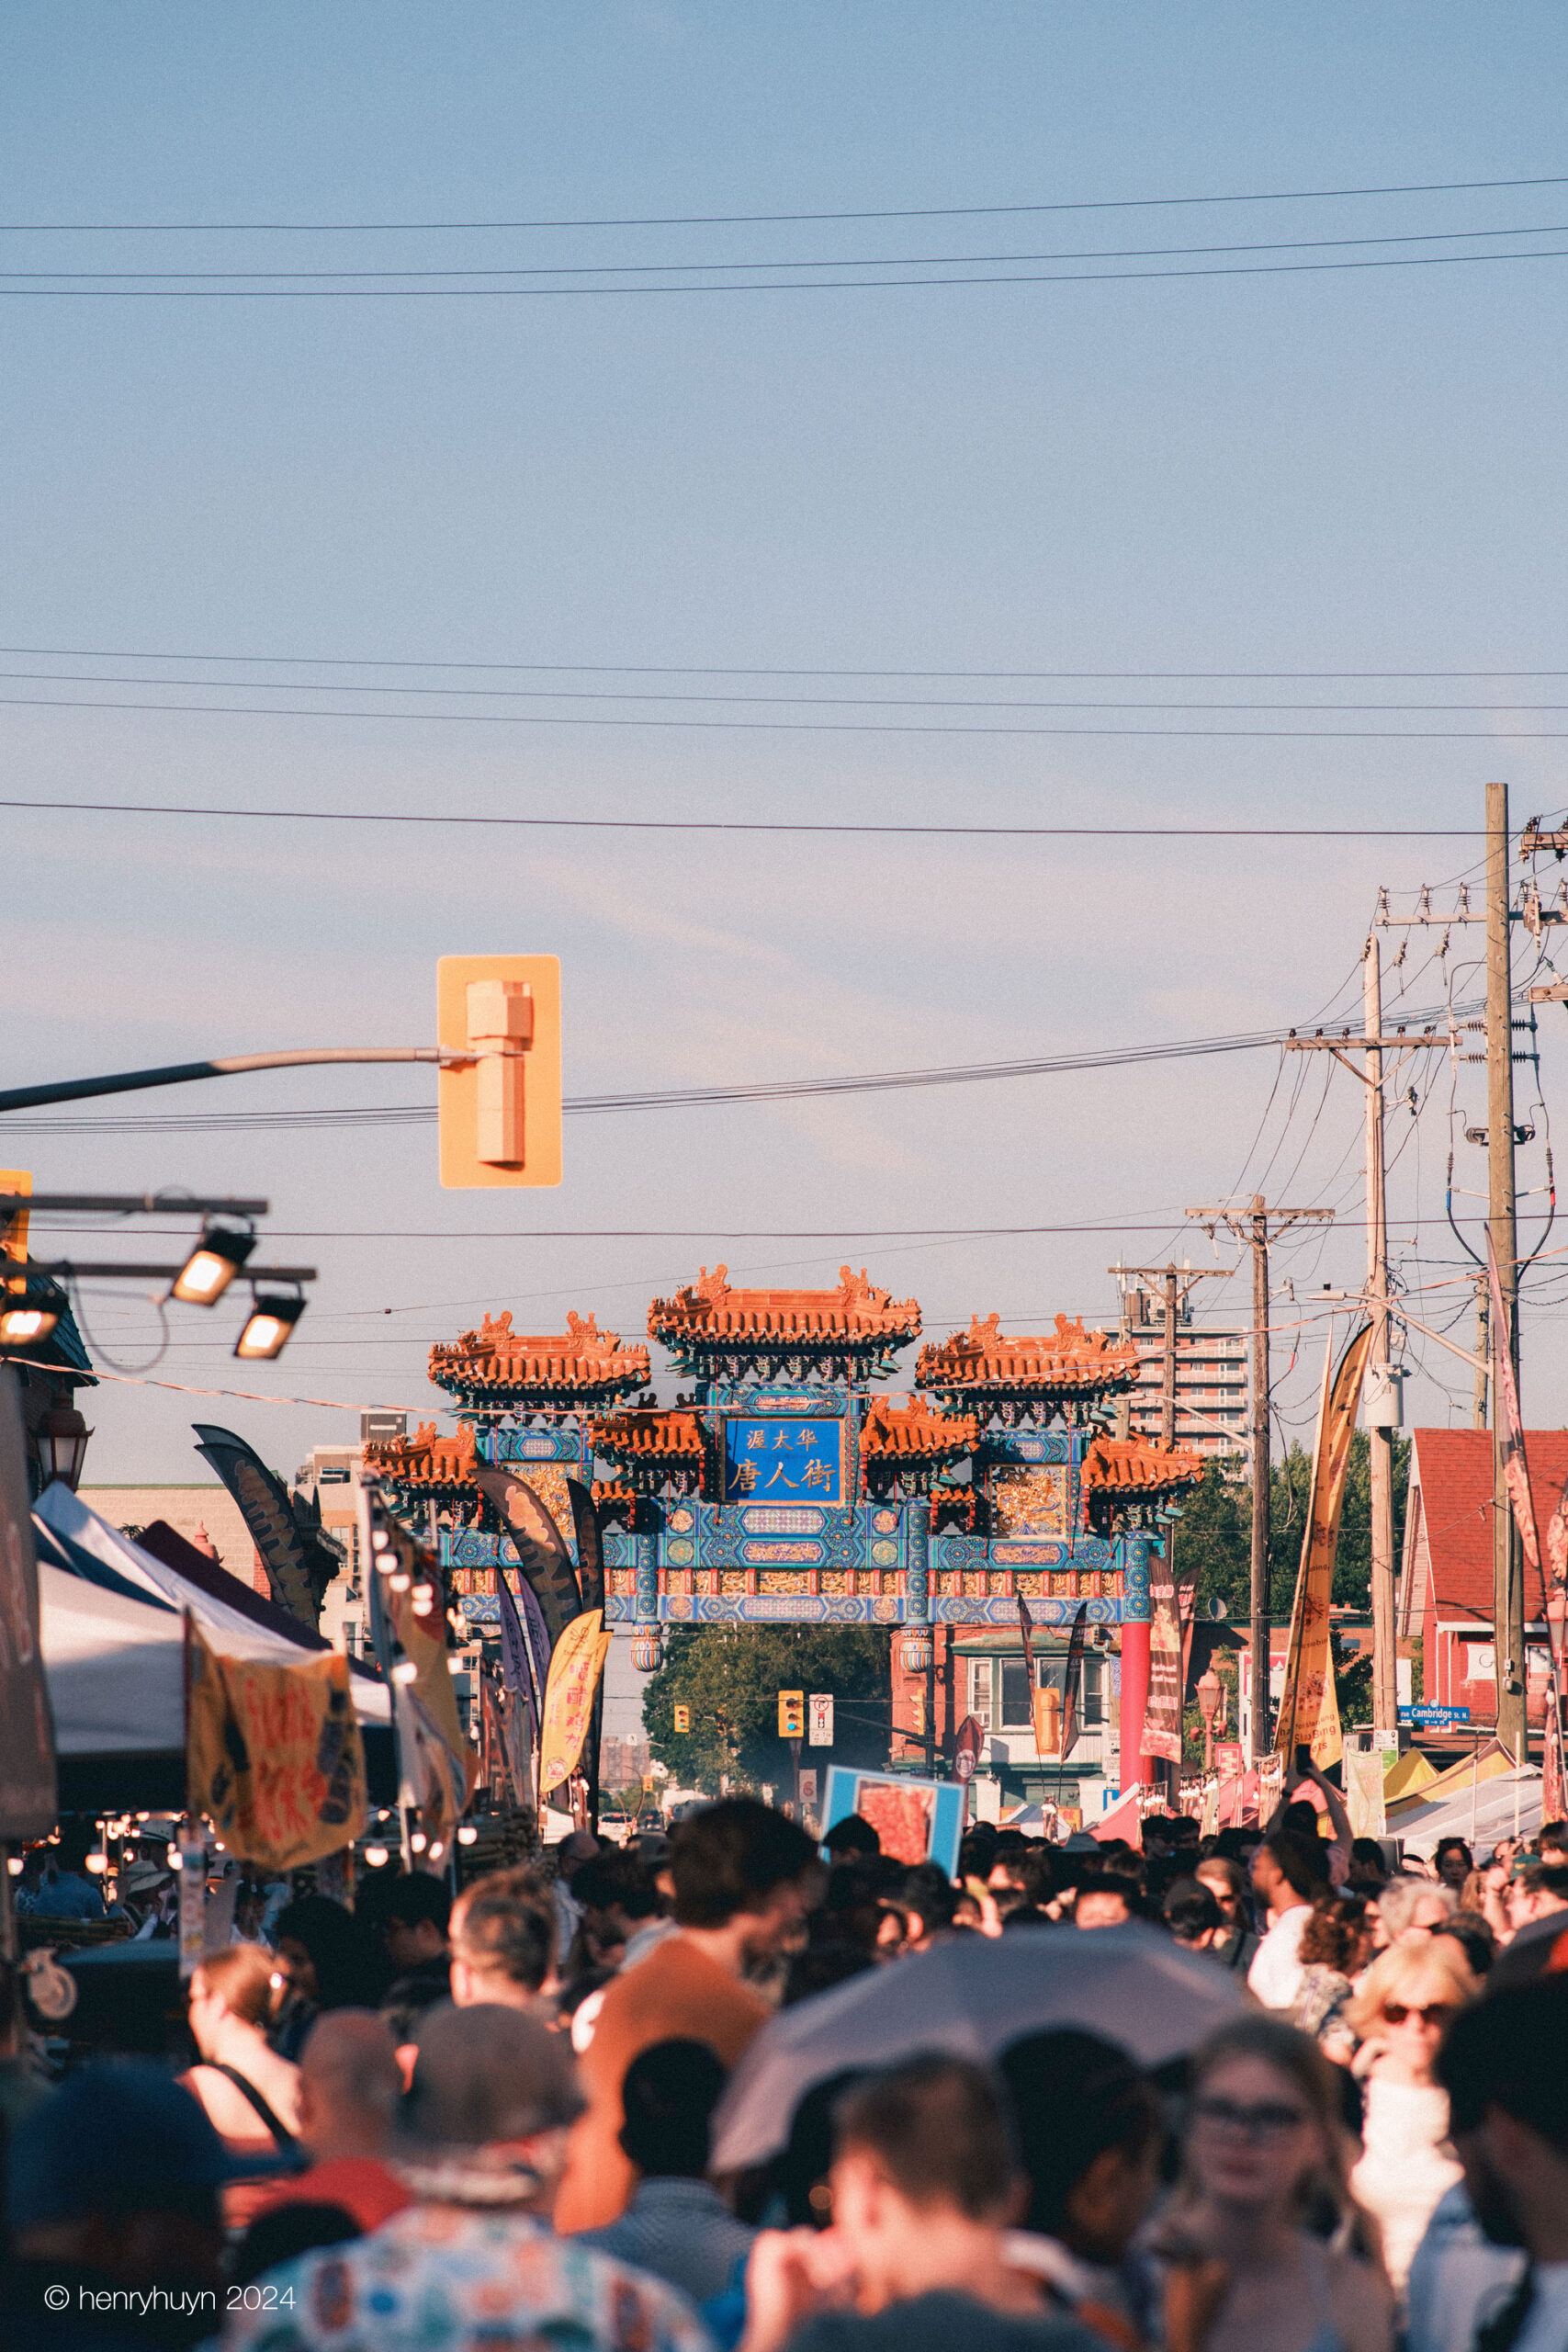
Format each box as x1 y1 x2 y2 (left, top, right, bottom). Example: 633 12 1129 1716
591 1408 706 1462
649 1264 920 1349
916 1312 1140 1397
1080 1433 1207 1497
860 1394 977 1463
429 1309 650 1397
1403 1426 1562 1629
365 1419 478 1489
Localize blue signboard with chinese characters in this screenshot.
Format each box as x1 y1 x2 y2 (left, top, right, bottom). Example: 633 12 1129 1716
723 1417 843 1505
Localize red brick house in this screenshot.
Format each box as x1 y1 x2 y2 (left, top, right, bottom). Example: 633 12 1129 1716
1398 1427 1564 1730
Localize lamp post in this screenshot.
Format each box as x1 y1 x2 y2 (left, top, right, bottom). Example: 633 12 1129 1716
37 1403 92 1491
1197 1662 1222 1775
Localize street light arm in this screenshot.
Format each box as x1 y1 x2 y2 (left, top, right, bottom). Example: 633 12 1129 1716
0 1046 446 1115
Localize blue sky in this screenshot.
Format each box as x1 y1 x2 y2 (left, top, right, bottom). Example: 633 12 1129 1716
4 4 1568 1510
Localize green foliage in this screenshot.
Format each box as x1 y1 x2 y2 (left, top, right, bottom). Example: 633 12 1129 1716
1171 1431 1409 1625
641 1623 892 1795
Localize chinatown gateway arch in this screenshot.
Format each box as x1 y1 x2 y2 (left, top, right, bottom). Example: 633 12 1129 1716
366 1266 1205 1807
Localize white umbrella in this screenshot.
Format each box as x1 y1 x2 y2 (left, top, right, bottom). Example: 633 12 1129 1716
711 1919 1244 2173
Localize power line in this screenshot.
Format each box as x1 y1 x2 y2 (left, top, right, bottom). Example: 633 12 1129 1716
8 217 1568 280
0 795 1506 836
3 696 1567 737
8 666 1568 715
6 645 1566 679
6 244 1568 295
4 170 1562 232
2 666 1564 713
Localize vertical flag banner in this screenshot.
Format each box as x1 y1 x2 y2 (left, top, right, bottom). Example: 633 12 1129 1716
568 1480 607 1819
538 1608 607 1797
496 1568 540 1716
475 1467 582 1643
192 1423 341 1629
186 1616 366 1869
1344 1744 1390 1840
1058 1603 1090 1759
1487 1233 1542 1570
1276 1320 1374 1772
1141 1560 1184 1763
358 1482 477 1841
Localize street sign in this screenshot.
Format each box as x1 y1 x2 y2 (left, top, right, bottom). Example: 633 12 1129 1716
798 1769 818 1812
1399 1704 1472 1728
808 1693 834 1747
437 956 561 1188
672 1704 690 1735
778 1690 805 1738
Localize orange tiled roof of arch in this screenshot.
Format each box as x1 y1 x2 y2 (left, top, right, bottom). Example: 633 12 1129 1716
916 1312 1140 1394
861 1394 978 1462
1080 1434 1206 1495
365 1419 478 1487
591 1408 706 1461
649 1264 920 1344
429 1308 651 1390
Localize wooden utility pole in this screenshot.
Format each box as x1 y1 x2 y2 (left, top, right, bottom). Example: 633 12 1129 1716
1186 1200 1333 1756
1363 936 1398 1741
1473 1272 1489 1430
1109 1261 1235 1449
1487 780 1528 1759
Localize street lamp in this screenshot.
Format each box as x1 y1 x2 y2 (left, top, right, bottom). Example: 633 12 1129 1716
172 1220 254 1305
37 1403 92 1491
1197 1662 1223 1774
233 1285 305 1361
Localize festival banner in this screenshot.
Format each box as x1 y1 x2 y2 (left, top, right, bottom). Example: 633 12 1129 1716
1141 1555 1185 1763
186 1617 366 1869
1344 1743 1391 1841
538 1607 608 1796
192 1423 341 1629
496 1567 541 1716
359 1486 478 1841
1275 1319 1375 1773
568 1481 607 1818
475 1468 582 1645
1487 1233 1542 1572
1059 1602 1090 1758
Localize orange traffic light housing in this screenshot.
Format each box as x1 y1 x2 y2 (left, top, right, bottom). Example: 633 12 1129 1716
778 1690 805 1739
437 956 561 1188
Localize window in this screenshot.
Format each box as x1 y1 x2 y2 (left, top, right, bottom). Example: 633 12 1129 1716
969 1658 992 1728
318 1466 351 1484
1080 1655 1104 1725
999 1660 1033 1727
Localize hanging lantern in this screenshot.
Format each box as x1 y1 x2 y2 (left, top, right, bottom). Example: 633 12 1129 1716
630 1625 663 1675
901 1628 933 1677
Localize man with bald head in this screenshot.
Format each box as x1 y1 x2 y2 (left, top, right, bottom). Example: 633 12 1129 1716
250 2007 412 2234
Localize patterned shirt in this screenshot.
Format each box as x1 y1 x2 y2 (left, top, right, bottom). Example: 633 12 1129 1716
220 2202 715 2352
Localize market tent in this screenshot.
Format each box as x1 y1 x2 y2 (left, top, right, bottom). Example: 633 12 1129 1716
34 1483 389 1726
40 1560 185 1755
1393 1760 1542 1859
1383 1747 1440 1804
1387 1738 1514 1822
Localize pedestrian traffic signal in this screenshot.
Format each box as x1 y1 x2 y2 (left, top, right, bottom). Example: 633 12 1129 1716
437 956 561 1188
778 1690 805 1739
673 1704 691 1735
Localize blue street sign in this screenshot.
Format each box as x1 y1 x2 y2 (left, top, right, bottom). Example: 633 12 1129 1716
1398 1704 1472 1728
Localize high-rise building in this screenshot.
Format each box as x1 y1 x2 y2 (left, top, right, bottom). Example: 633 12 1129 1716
1117 1284 1247 1461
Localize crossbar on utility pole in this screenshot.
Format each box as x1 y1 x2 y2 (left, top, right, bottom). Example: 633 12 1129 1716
1186 1198 1334 1758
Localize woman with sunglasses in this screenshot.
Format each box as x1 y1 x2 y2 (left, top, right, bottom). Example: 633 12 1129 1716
1343 1939 1478 2301
1160 2015 1391 2352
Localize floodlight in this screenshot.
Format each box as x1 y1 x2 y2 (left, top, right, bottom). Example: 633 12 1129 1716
234 1285 305 1361
173 1221 254 1305
0 1300 60 1346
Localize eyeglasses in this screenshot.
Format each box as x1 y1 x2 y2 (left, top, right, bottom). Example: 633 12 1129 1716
1382 2001 1454 2027
1192 2097 1312 2141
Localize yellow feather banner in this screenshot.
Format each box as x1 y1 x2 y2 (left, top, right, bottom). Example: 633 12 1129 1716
1276 1320 1375 1772
538 1608 607 1797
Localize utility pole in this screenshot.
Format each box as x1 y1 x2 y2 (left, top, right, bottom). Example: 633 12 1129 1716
1487 780 1528 1760
1362 936 1398 1741
1187 1200 1333 1757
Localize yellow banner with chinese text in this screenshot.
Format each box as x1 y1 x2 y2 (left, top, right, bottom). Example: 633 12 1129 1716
186 1617 366 1870
1275 1321 1375 1772
538 1608 606 1795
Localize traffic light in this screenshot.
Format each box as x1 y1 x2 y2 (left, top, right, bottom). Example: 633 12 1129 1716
672 1704 691 1735
778 1690 805 1739
437 956 561 1188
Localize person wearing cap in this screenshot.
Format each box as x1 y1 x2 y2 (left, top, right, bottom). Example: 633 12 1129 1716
1 2060 276 2347
220 2003 713 2352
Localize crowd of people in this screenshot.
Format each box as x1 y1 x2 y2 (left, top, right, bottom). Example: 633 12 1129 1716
3 1788 1566 2352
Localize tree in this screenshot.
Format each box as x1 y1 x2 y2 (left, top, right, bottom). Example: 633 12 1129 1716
642 1624 892 1794
1172 1432 1410 1625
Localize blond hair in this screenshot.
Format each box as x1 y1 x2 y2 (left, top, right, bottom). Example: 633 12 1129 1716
192 1942 276 2028
1345 1936 1477 2041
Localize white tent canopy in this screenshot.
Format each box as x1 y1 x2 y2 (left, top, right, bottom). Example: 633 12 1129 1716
1394 1764 1542 1859
39 1561 186 1756
34 1483 389 1725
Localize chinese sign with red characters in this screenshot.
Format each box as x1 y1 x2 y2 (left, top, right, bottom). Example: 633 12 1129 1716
722 1417 843 1505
